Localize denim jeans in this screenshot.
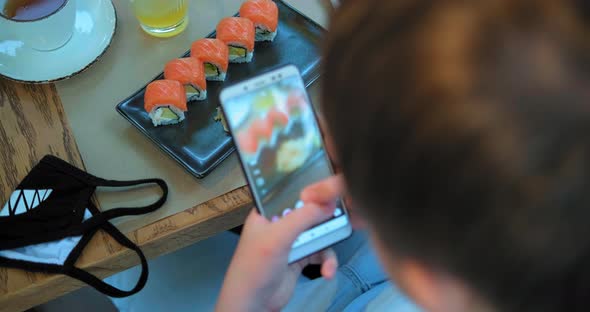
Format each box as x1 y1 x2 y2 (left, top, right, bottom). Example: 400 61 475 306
106 231 420 311
284 232 421 312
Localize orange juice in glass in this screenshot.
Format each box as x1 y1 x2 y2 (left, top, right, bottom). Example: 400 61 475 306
131 0 188 38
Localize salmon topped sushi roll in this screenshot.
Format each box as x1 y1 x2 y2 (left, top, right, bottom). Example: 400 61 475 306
190 38 229 81
144 80 187 127
164 58 207 101
239 0 279 42
216 17 255 63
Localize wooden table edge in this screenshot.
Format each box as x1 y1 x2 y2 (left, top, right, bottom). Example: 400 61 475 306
0 185 252 312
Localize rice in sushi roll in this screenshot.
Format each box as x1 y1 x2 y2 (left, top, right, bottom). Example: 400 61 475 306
190 38 229 81
164 58 207 101
239 0 279 42
144 80 187 127
216 17 255 63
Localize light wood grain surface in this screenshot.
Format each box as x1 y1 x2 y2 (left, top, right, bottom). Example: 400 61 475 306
0 81 84 204
0 79 253 312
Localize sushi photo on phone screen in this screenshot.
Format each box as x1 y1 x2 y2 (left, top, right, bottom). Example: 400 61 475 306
226 75 329 220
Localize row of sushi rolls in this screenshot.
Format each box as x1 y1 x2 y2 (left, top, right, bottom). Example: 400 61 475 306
143 0 279 127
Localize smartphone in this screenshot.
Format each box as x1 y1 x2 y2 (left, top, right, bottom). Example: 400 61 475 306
219 65 352 262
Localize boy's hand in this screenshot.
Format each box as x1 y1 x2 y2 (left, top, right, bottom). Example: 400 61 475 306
301 174 366 229
216 202 337 312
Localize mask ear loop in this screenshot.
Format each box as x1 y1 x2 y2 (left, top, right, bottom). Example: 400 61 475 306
76 177 169 232
41 155 168 220
62 217 150 297
62 177 167 297
60 178 168 297
36 155 169 234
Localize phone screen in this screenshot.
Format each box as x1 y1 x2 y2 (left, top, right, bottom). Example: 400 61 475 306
222 71 347 245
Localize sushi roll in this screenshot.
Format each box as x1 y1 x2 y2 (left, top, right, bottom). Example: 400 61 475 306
216 17 255 63
144 80 187 127
164 58 207 101
190 38 229 81
239 0 279 42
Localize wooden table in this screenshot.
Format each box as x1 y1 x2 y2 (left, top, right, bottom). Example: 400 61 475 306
0 80 253 312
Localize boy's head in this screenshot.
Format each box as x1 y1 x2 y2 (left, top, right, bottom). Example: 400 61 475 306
322 0 590 311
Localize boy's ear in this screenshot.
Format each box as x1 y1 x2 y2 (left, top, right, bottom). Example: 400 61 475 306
393 260 477 312
397 261 443 311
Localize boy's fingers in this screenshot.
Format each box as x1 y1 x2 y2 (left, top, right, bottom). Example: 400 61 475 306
319 249 338 279
275 203 335 245
300 175 345 204
295 248 338 279
243 207 269 230
305 248 338 279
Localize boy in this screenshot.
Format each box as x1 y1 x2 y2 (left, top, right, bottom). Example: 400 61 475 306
217 0 590 311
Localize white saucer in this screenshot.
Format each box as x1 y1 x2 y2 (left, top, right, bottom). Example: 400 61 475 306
0 0 117 84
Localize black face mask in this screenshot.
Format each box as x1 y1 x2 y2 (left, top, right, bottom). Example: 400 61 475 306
0 155 168 297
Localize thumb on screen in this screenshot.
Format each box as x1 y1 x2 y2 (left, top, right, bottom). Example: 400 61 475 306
300 175 345 205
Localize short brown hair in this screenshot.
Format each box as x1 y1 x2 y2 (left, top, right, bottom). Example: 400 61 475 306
322 1 590 311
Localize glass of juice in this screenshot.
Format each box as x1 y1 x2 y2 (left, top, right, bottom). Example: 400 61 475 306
131 0 188 38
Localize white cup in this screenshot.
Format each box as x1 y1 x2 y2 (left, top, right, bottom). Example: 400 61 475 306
0 0 76 51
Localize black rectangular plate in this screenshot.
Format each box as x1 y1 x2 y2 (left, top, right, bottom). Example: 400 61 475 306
116 0 324 178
